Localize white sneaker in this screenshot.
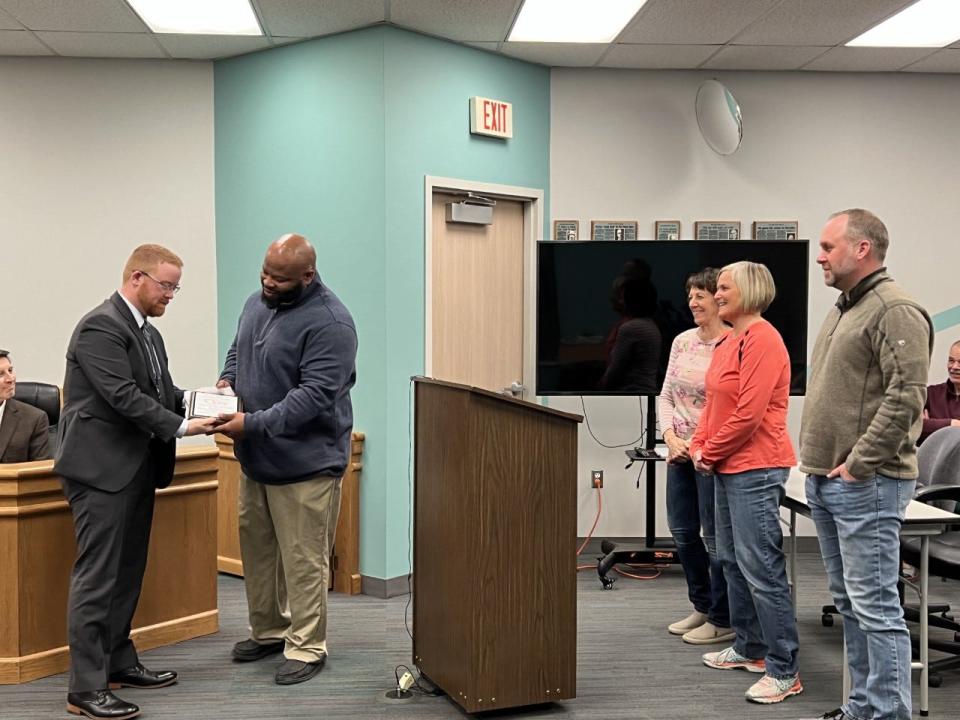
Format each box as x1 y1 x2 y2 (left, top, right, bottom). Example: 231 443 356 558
667 610 707 635
682 621 736 645
744 673 803 704
702 646 766 673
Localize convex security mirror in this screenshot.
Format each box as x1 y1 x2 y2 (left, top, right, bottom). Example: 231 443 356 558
695 80 743 155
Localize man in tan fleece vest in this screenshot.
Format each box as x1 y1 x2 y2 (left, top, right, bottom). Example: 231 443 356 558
799 209 932 720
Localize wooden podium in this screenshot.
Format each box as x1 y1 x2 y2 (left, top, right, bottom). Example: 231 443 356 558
412 377 581 713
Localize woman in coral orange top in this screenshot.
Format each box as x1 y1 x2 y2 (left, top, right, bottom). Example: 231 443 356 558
689 261 801 706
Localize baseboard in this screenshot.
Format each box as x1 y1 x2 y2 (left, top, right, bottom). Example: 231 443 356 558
0 610 218 685
361 574 410 598
577 535 822 556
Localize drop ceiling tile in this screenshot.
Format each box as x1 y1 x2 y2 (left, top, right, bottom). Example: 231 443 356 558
501 42 608 68
255 0 385 38
35 30 165 58
156 33 271 60
600 43 718 69
803 46 934 72
702 44 827 71
733 0 915 46
0 0 146 33
390 0 516 42
0 29 52 54
902 49 960 73
463 40 500 51
0 6 21 29
621 0 778 45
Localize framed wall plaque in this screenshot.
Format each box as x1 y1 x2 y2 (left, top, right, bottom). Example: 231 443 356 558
753 221 799 241
655 220 681 241
553 220 579 241
695 221 741 241
591 220 638 241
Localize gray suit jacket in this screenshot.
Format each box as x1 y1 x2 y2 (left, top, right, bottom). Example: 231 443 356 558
0 398 51 462
54 292 185 491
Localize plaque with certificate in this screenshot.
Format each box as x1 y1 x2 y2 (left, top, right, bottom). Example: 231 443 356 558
753 221 799 241
553 220 579 241
695 221 741 241
655 220 681 241
591 220 638 241
188 391 242 419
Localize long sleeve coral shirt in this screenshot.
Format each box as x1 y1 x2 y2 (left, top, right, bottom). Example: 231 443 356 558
690 319 796 474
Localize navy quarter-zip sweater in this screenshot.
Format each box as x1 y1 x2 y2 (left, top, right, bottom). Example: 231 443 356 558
220 279 357 484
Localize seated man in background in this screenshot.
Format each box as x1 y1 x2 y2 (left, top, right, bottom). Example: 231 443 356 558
0 348 51 462
919 339 960 445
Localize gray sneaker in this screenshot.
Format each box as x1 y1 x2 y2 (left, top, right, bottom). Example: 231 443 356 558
799 710 846 720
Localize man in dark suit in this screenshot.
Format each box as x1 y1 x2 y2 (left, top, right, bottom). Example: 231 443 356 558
55 245 215 720
0 349 51 462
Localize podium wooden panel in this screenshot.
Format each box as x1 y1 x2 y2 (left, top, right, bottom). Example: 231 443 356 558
0 446 219 684
215 432 364 595
413 378 581 713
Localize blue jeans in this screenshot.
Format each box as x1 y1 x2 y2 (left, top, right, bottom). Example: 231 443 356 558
806 473 914 720
666 461 730 628
715 467 799 679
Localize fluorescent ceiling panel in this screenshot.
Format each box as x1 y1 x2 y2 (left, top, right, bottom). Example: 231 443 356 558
508 0 647 43
848 0 960 47
127 0 262 36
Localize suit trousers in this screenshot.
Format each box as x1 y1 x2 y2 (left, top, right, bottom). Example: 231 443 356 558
62 455 157 692
238 473 342 663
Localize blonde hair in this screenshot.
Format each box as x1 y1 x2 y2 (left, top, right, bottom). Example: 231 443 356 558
720 261 776 315
122 244 183 283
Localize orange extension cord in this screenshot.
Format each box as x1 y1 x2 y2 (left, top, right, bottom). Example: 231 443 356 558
575 485 668 580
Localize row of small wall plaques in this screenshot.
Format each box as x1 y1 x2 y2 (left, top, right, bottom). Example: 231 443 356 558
553 220 800 242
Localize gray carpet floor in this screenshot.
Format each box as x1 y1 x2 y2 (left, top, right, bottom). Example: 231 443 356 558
5 554 960 719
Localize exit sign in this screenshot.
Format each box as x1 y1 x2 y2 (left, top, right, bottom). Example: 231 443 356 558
470 96 513 139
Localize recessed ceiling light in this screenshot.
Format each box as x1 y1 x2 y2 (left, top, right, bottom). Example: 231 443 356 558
127 0 262 36
847 0 960 47
508 0 648 44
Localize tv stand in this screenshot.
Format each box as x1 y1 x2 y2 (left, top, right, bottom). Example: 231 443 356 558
596 396 679 589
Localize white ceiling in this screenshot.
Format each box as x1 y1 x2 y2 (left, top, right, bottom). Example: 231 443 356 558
0 0 959 72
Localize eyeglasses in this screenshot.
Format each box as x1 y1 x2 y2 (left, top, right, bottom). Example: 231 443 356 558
138 270 181 295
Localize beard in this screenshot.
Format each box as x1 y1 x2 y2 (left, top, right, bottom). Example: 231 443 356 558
260 283 305 309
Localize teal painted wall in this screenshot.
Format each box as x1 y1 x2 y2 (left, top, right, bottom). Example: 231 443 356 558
381 30 550 578
215 27 550 580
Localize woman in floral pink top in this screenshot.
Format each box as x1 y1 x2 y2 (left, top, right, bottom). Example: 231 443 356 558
657 268 733 645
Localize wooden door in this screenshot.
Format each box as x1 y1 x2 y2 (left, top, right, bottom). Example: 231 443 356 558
430 192 525 395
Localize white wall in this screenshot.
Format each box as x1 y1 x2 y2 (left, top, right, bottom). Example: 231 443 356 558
549 68 960 538
1 58 218 410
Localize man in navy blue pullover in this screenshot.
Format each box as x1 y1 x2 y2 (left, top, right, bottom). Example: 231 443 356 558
215 233 357 685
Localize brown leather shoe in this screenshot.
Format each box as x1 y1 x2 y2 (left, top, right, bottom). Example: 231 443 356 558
67 690 140 719
107 663 177 689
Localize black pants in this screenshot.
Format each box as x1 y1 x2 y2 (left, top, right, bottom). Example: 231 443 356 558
62 456 158 693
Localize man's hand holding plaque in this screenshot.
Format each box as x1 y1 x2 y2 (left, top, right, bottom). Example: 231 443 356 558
185 385 241 420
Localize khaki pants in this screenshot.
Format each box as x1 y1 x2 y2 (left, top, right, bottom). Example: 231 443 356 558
238 473 342 662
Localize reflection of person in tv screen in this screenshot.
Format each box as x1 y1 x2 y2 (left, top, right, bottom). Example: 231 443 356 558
599 261 661 393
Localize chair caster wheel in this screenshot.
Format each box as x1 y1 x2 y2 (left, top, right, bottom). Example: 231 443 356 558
929 673 943 688
600 576 616 590
821 614 834 627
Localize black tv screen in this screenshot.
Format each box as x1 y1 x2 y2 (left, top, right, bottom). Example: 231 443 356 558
537 240 808 396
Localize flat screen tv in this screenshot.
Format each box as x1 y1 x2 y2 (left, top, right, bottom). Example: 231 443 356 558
537 240 809 396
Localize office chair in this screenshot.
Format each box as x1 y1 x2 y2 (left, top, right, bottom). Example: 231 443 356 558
13 381 61 454
900 426 960 687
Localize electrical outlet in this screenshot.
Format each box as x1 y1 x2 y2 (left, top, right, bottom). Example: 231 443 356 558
591 470 603 489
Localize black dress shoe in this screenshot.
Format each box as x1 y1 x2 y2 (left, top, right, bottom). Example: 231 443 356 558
108 663 177 689
232 638 285 662
275 656 326 685
67 690 140 719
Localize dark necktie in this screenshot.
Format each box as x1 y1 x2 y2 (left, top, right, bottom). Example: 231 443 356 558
141 321 165 403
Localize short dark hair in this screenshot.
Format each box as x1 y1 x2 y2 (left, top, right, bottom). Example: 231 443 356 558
830 208 889 262
686 267 720 295
0 349 9 362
